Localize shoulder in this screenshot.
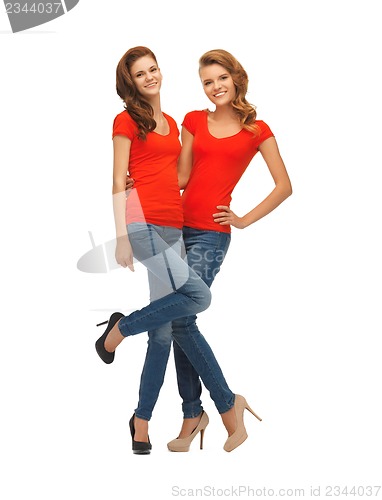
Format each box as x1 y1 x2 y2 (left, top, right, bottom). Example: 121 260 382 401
255 119 274 137
162 112 180 136
163 112 178 128
112 110 137 140
183 109 207 121
182 110 207 133
253 119 275 146
254 120 271 131
113 110 136 127
163 112 175 121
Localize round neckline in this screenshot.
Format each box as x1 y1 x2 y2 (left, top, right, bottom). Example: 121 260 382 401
204 110 244 140
152 113 171 137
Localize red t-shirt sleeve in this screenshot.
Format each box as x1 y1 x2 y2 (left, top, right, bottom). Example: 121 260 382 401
256 120 274 147
181 111 199 135
112 111 137 140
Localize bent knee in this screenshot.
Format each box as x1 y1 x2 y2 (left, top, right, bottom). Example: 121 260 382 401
195 288 212 312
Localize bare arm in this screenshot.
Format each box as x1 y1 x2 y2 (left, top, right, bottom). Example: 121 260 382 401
213 136 292 229
113 135 134 270
177 127 194 189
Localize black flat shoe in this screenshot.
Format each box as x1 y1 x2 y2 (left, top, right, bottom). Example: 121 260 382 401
129 414 152 455
95 312 124 364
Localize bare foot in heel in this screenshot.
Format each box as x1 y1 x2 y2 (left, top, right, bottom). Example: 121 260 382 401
167 412 209 452
104 319 124 352
177 414 203 439
95 312 124 364
222 394 261 452
221 406 237 436
134 416 149 443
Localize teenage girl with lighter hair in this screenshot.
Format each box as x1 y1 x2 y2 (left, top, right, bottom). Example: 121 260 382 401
166 49 292 452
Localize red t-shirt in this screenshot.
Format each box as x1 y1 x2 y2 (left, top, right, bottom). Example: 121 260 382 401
181 110 274 233
112 110 183 229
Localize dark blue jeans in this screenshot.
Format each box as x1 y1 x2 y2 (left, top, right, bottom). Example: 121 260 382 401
120 223 212 421
172 226 235 417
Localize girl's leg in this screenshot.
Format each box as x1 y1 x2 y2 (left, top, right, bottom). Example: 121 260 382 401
172 227 235 419
172 338 203 438
102 223 212 352
172 315 234 414
134 323 172 441
133 226 183 440
173 339 202 417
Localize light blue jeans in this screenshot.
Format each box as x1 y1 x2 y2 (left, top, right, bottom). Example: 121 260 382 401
120 223 211 420
172 226 235 417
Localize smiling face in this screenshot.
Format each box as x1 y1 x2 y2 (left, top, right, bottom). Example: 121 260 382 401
130 55 162 99
199 63 236 107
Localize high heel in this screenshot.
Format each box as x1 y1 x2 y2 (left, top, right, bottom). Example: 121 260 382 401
129 414 152 455
167 411 209 452
95 312 124 364
223 394 262 452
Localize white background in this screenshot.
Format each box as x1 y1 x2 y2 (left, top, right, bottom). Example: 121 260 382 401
1 1 381 498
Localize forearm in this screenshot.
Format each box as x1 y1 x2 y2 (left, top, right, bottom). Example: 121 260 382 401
112 189 128 238
241 184 292 228
215 137 292 230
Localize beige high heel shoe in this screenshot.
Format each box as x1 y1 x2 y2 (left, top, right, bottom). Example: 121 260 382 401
167 411 209 452
223 394 262 452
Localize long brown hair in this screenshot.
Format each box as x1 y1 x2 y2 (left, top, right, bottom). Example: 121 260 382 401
116 46 158 140
199 49 259 135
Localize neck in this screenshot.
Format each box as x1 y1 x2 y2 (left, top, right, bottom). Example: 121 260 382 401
211 104 238 121
147 94 162 119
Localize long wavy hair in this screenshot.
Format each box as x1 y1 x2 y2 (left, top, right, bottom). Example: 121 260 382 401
116 46 158 140
199 49 259 135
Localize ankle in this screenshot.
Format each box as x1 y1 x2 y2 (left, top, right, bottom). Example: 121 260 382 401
221 407 237 436
134 416 149 442
104 321 123 352
178 415 201 438
104 337 114 353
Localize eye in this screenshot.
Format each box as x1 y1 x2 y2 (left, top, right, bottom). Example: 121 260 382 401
204 81 212 86
150 67 158 73
135 72 144 78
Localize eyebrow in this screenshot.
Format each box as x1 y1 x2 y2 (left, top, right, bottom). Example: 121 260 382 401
134 65 157 76
202 73 229 83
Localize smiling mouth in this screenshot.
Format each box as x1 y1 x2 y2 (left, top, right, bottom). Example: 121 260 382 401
214 91 226 97
145 82 157 88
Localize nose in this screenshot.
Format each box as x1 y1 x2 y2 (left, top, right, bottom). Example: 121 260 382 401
145 72 154 81
213 80 222 91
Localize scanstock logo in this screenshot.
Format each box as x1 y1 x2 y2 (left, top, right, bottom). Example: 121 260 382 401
4 1 79 32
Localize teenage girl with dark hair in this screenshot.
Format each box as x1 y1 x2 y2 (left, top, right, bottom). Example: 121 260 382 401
95 46 212 455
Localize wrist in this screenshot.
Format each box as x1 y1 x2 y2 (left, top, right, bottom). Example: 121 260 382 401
116 234 129 242
240 216 251 229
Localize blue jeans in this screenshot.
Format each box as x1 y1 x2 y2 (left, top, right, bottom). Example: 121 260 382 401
120 223 211 420
172 226 235 417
